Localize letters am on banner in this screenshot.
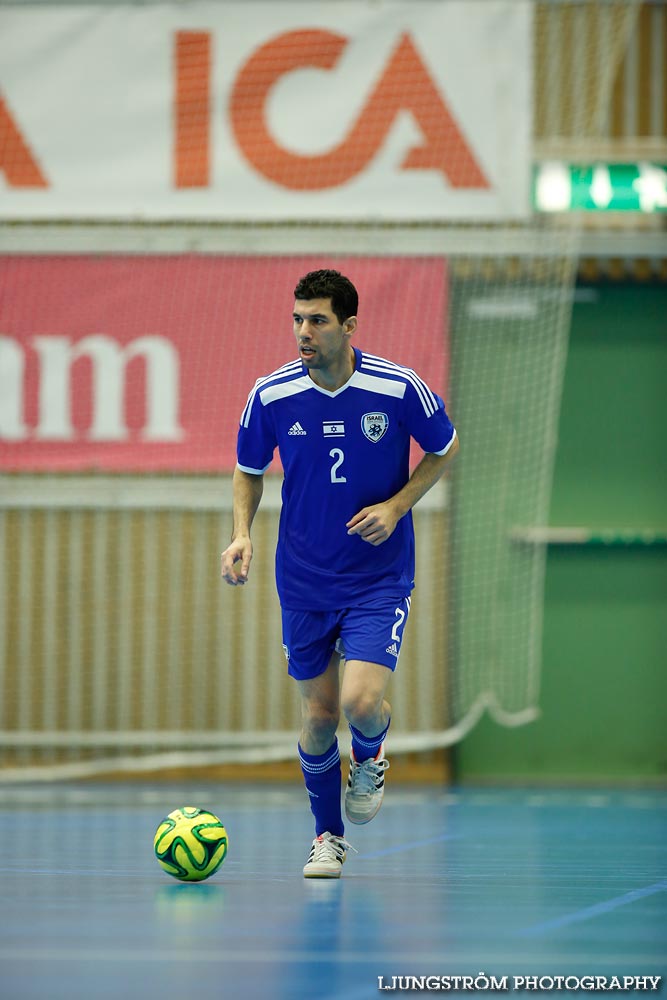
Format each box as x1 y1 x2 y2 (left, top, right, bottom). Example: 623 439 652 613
0 1 531 220
0 256 448 472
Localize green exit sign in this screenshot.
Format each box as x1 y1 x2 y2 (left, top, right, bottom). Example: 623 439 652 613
534 163 667 212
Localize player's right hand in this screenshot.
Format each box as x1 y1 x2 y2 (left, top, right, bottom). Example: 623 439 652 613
221 536 253 586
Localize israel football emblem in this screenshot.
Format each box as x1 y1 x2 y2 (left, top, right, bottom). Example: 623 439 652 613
361 412 389 443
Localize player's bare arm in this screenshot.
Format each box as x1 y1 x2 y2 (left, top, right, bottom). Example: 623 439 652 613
221 467 264 585
346 436 459 546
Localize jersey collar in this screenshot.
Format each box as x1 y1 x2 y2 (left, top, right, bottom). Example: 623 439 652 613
301 347 362 397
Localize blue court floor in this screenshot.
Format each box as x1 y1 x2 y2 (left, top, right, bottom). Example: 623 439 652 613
0 784 665 999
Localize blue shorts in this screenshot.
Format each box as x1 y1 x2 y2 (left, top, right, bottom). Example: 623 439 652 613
281 595 411 681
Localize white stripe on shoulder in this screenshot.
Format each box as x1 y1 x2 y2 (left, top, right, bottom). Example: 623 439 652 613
360 354 438 417
259 375 312 408
348 370 406 398
240 360 303 427
361 354 437 416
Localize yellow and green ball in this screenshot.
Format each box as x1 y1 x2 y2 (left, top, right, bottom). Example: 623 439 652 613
154 806 228 882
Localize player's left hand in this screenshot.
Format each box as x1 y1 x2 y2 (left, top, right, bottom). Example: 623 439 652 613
346 502 400 546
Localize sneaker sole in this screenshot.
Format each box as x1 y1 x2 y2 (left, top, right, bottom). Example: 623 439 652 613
345 795 384 825
303 868 343 879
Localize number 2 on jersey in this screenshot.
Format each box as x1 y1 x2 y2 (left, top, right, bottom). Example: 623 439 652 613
329 448 347 484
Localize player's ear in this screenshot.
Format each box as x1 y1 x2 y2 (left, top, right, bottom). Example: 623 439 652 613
343 316 357 336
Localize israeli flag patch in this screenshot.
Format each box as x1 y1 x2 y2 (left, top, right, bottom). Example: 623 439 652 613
323 421 345 437
361 412 389 443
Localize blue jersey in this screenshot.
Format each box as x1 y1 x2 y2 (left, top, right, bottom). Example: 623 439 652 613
237 347 456 611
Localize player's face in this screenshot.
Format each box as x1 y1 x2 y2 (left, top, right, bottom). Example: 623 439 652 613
293 298 356 373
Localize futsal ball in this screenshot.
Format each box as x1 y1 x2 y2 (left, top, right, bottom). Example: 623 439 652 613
153 806 228 882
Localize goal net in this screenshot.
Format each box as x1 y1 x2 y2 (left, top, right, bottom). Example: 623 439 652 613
0 0 640 780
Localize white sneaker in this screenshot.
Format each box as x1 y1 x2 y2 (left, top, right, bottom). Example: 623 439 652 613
345 743 390 825
303 831 354 879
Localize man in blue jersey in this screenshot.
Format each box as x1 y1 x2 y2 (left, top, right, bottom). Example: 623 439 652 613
221 269 458 878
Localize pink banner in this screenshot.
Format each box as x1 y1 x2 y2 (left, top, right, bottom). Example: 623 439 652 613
0 255 448 472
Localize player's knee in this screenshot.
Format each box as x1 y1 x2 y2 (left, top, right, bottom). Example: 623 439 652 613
301 702 339 745
341 692 382 732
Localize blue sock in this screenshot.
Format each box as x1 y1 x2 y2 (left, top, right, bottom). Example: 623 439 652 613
349 718 390 762
298 739 344 837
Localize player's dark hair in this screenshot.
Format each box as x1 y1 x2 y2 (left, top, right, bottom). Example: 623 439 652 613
293 269 358 324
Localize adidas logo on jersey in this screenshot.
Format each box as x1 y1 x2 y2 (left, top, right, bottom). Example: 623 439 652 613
288 422 307 436
385 642 399 657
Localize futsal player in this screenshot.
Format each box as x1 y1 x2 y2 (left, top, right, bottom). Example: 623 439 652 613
221 269 458 877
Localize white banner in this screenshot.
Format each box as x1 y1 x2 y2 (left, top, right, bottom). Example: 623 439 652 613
0 2 531 220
